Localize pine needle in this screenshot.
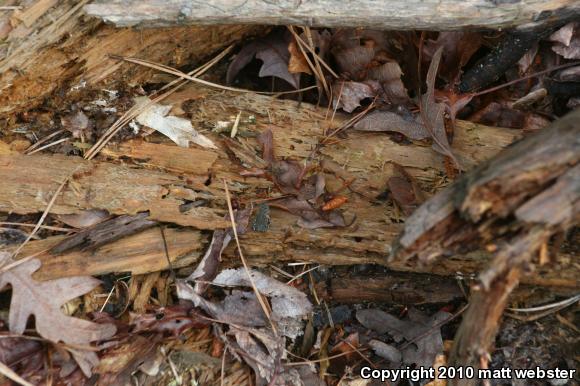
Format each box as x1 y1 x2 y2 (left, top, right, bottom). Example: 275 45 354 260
223 179 277 334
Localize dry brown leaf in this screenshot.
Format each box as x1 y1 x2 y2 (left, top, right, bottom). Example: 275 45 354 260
357 308 450 369
353 108 430 140
550 22 580 59
332 80 380 113
388 163 425 216
424 32 482 83
288 38 312 74
186 208 252 294
549 22 576 46
0 252 116 376
214 268 312 323
420 47 460 168
226 31 300 88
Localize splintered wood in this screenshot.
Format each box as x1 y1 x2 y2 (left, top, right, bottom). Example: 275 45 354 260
387 109 579 384
0 84 577 288
0 2 265 116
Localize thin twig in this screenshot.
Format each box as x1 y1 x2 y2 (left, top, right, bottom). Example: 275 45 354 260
10 169 77 259
0 222 75 232
289 26 338 78
472 61 580 97
27 137 71 155
506 293 580 313
220 343 228 386
286 265 320 285
285 348 370 366
160 225 176 283
223 179 277 334
0 361 34 386
24 129 65 154
110 55 317 96
287 26 331 98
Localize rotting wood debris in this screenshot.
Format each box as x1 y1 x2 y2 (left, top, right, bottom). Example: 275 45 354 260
0 1 579 385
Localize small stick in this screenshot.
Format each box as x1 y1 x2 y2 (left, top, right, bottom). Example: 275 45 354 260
223 179 277 334
10 169 76 259
27 137 70 155
24 129 65 154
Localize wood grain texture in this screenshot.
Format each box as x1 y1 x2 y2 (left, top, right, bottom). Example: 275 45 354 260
84 0 580 30
1 85 576 288
0 0 265 117
0 152 230 229
8 227 204 281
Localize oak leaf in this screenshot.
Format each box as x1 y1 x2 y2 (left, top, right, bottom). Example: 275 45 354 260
226 31 300 88
0 252 116 376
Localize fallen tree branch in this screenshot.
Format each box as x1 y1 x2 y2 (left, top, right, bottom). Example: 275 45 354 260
391 109 580 385
84 0 580 31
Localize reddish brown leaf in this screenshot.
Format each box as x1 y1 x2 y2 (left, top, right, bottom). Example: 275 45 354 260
420 47 460 168
185 207 252 294
354 108 430 140
387 163 425 216
0 336 42 367
257 128 274 164
288 38 311 74
271 197 348 229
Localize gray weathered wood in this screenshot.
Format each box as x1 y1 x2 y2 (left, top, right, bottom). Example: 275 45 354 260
84 0 580 31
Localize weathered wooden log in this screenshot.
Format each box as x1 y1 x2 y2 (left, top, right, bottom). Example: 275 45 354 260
1 84 578 289
50 212 157 254
84 0 580 31
390 109 579 385
0 1 265 117
391 108 580 265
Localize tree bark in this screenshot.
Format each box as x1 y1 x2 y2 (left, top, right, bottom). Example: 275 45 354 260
0 0 265 117
1 84 578 289
84 0 580 31
390 109 579 385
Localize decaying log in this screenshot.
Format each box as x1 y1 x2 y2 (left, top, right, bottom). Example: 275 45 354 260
317 272 577 306
1 85 578 289
50 212 157 254
448 228 551 386
0 1 265 116
392 108 580 264
0 152 230 229
390 109 579 385
84 0 580 31
320 273 463 305
9 227 203 281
